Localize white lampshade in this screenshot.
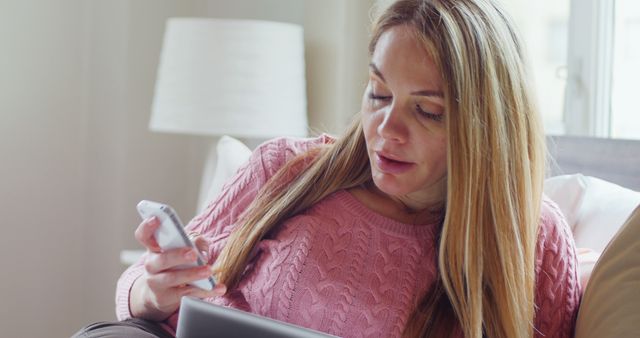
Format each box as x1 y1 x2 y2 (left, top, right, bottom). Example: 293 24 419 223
150 18 308 138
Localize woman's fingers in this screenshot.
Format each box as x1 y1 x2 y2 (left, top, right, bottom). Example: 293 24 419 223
130 225 221 320
134 217 162 253
144 247 199 274
182 283 227 298
147 264 215 289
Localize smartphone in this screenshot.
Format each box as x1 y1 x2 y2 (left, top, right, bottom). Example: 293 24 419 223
136 200 216 291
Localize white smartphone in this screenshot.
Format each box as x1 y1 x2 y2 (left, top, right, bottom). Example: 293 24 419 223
136 200 216 291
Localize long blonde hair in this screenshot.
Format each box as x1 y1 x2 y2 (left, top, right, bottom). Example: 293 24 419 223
214 1 545 338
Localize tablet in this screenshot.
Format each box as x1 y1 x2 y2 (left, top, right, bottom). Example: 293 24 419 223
176 297 339 338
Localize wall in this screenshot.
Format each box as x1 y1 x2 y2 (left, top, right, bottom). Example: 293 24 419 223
0 1 87 336
304 0 373 134
0 0 372 336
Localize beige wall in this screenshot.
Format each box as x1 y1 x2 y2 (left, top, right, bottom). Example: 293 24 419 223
1 1 204 336
0 1 87 336
0 0 374 336
304 0 373 134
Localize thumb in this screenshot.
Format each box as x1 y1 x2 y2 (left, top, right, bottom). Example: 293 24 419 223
192 235 210 261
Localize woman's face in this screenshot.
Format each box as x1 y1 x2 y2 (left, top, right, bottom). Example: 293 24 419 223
361 25 447 207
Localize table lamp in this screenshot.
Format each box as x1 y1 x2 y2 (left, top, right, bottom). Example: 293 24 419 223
149 18 308 210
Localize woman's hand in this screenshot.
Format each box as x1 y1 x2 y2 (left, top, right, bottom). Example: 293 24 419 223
129 217 227 321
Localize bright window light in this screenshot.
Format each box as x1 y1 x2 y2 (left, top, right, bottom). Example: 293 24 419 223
611 0 640 139
501 0 571 135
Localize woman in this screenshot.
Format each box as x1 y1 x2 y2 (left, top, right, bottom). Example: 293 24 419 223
75 0 580 337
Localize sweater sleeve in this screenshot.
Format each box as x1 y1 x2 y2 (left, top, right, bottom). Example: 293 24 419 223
533 197 581 338
114 135 331 321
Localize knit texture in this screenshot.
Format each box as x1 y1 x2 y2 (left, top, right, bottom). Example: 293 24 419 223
116 135 580 338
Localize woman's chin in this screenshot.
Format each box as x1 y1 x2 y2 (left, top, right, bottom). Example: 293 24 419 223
371 175 411 197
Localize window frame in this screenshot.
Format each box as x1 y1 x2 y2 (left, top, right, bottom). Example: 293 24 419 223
564 0 616 137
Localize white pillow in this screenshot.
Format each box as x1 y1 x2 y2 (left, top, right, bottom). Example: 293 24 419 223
544 174 640 252
197 135 252 212
543 174 586 232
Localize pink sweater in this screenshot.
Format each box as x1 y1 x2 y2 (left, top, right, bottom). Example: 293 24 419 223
116 135 580 337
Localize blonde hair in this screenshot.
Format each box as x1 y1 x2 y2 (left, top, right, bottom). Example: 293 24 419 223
214 1 545 338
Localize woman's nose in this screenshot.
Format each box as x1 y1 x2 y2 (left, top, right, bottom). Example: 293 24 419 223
377 104 408 143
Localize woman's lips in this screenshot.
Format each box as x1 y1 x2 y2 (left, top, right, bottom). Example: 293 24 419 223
375 152 415 174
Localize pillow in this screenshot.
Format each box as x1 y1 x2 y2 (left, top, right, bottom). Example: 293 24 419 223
543 174 586 232
575 248 601 292
574 205 640 338
544 174 640 252
197 135 252 212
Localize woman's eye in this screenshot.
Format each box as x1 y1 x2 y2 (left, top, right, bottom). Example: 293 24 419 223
415 104 444 122
368 92 392 101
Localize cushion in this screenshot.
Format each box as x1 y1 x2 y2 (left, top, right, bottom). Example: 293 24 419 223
544 174 640 252
197 136 251 212
574 205 640 338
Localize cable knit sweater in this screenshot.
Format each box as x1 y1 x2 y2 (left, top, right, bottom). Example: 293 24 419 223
116 135 580 338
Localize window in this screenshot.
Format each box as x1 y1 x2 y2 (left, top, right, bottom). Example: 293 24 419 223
611 0 640 139
501 0 639 139
501 0 571 135
564 0 640 139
